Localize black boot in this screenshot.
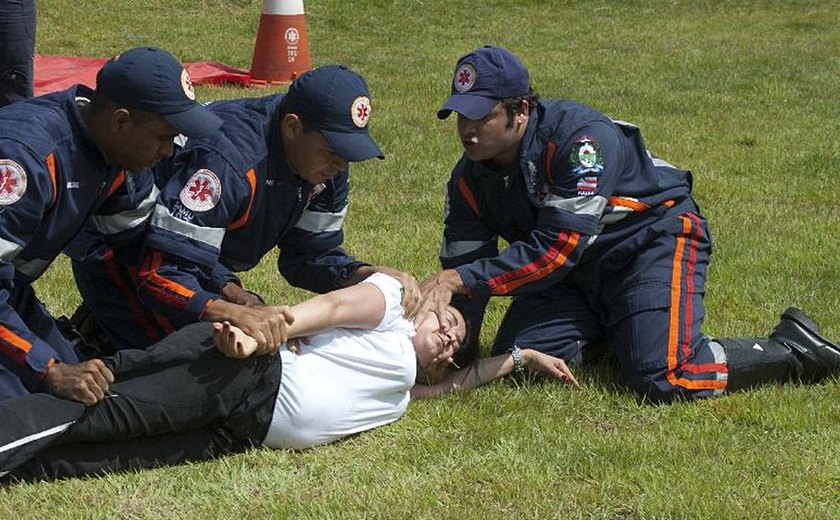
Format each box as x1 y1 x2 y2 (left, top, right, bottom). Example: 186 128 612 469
770 307 840 382
715 337 802 391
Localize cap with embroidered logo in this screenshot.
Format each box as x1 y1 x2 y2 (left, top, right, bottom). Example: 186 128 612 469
284 65 384 162
437 46 530 121
95 47 222 139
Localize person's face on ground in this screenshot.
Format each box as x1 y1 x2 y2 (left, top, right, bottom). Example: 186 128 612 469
413 306 467 370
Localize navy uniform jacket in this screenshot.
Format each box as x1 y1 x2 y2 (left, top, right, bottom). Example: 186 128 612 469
0 85 156 390
441 99 695 297
139 95 367 327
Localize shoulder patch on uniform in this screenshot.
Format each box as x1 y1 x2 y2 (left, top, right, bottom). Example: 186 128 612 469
569 135 605 177
180 169 221 212
0 159 28 206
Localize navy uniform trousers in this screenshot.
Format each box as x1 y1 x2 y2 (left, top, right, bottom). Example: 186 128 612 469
0 0 36 107
0 323 281 481
491 202 727 401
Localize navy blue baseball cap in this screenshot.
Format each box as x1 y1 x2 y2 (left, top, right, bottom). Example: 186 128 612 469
285 65 384 162
437 46 530 120
95 47 222 139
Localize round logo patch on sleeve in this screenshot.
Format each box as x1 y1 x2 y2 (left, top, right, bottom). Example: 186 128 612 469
0 159 28 206
351 96 371 128
179 169 221 212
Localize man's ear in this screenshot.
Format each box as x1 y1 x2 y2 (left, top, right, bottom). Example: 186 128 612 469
109 108 132 133
281 112 304 141
516 99 530 124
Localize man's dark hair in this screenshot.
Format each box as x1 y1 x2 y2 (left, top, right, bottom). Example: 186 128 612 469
278 95 318 132
451 318 479 369
89 93 157 125
501 87 539 128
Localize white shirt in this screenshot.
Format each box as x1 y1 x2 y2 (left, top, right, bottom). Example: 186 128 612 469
262 273 417 449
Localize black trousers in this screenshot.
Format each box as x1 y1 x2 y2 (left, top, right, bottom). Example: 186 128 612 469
0 323 282 481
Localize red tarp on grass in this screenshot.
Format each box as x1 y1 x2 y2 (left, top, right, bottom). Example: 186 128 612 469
34 54 251 96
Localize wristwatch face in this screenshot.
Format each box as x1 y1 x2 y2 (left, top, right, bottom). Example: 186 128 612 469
512 346 523 371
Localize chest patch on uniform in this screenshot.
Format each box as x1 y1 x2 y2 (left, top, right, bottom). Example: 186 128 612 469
180 169 221 212
0 159 28 206
569 135 605 177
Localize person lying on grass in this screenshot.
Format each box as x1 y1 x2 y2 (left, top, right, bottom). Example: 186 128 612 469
0 273 577 481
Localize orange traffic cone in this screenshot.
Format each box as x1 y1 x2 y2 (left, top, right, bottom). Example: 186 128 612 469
249 0 313 86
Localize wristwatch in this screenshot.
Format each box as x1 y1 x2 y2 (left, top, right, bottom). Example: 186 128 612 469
511 346 524 374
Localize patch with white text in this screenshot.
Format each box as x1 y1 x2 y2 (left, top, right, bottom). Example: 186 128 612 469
569 135 605 177
576 176 599 195
0 159 28 205
179 169 221 212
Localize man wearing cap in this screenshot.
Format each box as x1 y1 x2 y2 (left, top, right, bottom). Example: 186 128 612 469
419 45 840 402
0 47 222 404
133 64 420 354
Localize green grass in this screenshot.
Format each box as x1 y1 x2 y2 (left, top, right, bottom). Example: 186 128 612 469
5 0 840 518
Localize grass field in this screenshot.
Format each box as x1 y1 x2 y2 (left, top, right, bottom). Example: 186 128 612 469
3 0 839 518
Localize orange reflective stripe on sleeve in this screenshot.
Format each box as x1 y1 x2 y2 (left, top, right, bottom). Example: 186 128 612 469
228 169 257 231
457 177 481 217
141 250 196 300
105 170 126 198
544 141 557 185
45 153 58 208
0 325 33 366
487 231 580 295
608 196 650 212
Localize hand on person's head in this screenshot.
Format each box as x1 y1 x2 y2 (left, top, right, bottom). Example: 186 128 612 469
44 359 115 406
416 278 455 331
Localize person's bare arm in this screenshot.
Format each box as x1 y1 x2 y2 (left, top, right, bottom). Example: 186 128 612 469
411 349 579 399
213 281 387 358
339 265 422 319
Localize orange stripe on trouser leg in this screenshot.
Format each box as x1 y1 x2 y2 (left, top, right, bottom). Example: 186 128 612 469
666 215 726 390
680 215 699 361
666 222 688 384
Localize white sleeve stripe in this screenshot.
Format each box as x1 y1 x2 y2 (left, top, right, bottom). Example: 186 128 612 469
150 204 225 249
542 194 608 216
440 239 490 259
0 236 22 262
90 185 159 235
294 206 347 233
